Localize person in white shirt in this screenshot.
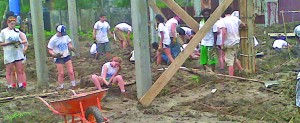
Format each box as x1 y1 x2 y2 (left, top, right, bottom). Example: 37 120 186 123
93 15 114 60
215 17 225 70
0 16 28 89
114 23 132 49
176 26 195 43
155 14 174 65
220 7 246 76
166 16 181 58
12 26 28 88
90 42 97 58
199 9 218 72
294 25 300 43
47 25 77 90
129 50 135 62
91 57 126 93
272 39 289 51
180 40 200 60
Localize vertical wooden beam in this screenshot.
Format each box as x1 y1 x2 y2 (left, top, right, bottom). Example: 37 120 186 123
139 0 234 107
240 0 256 73
67 0 80 57
239 0 248 71
131 0 152 99
162 0 199 32
30 0 49 87
247 0 256 73
148 0 167 20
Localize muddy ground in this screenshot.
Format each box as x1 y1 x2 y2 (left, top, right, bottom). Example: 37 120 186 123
0 23 300 123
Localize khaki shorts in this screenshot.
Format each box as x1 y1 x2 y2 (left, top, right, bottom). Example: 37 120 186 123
224 44 239 66
114 28 126 41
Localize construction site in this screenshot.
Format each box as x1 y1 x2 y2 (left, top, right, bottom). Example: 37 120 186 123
0 0 300 122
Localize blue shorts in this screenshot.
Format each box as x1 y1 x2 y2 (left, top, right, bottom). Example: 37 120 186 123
55 55 71 64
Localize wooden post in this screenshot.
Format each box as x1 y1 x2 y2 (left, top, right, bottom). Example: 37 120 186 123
247 0 256 73
139 0 234 107
30 0 49 87
148 0 167 20
239 0 248 71
149 0 158 44
131 0 152 99
162 0 199 32
240 0 256 73
67 0 80 57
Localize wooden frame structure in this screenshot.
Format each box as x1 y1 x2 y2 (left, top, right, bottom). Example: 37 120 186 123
139 0 235 107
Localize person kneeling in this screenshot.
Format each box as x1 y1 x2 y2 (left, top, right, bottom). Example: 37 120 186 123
91 57 126 93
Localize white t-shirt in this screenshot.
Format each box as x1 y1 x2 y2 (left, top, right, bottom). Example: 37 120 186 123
199 19 218 46
254 36 259 47
157 23 171 45
215 19 225 45
94 21 110 43
47 34 72 58
221 16 241 47
101 62 118 78
0 28 25 64
294 25 300 37
130 50 135 62
231 11 240 18
90 43 97 54
180 44 198 51
181 27 192 36
165 18 178 37
115 23 132 32
273 39 288 49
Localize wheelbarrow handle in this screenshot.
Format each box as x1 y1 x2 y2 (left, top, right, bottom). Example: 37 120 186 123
37 97 60 114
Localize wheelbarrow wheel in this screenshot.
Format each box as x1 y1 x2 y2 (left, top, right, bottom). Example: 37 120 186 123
85 106 104 123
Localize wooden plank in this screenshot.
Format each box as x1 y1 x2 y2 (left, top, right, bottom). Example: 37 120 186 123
139 0 234 107
148 0 167 20
161 0 199 32
268 33 295 37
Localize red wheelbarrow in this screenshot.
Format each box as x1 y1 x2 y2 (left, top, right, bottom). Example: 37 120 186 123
38 89 109 123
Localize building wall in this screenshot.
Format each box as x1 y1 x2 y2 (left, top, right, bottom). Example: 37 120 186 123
278 0 300 24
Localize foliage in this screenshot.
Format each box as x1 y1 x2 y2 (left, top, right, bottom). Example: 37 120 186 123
0 1 8 18
113 0 130 7
20 0 30 13
156 0 193 8
4 112 32 123
190 75 202 84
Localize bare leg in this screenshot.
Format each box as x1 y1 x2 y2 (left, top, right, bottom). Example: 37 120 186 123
235 58 243 71
112 75 125 92
5 63 14 86
14 61 26 84
122 40 127 49
164 48 174 63
91 75 104 90
106 52 111 60
65 60 75 81
56 64 64 84
156 51 162 65
228 66 234 76
218 49 225 69
11 66 17 87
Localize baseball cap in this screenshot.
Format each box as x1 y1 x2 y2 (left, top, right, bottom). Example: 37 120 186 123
57 25 67 36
